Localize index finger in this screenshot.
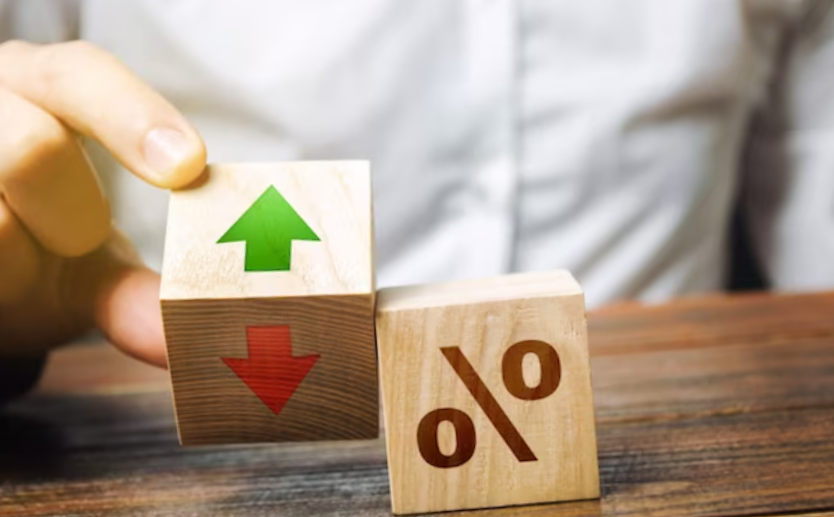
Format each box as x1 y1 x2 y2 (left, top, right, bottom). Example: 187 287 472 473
0 40 206 189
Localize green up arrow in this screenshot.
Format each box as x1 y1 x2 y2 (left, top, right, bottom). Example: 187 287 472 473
218 186 320 272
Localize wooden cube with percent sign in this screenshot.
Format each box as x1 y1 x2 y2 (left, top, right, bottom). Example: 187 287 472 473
376 270 600 514
160 161 378 445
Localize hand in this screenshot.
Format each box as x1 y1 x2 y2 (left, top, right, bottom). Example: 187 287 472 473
0 40 206 368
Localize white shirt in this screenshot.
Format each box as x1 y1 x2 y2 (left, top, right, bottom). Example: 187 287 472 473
2 0 832 308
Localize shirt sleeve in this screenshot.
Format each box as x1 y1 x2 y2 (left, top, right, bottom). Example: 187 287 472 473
0 354 46 406
742 1 834 291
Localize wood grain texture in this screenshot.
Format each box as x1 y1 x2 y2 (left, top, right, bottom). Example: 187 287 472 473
163 296 378 444
376 271 599 514
159 161 377 445
160 161 374 300
3 292 834 516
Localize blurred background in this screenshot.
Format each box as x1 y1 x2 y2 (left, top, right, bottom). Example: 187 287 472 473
2 0 833 309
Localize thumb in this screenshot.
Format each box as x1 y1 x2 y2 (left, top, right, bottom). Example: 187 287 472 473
65 230 168 369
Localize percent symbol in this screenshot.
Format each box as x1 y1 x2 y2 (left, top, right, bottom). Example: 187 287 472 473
417 340 561 469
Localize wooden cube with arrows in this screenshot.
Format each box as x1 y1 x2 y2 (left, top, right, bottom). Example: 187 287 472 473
160 161 378 445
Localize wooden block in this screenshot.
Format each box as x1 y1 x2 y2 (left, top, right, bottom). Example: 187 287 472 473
376 270 600 514
160 161 378 445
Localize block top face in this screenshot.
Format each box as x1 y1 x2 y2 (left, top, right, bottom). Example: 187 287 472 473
377 269 582 311
160 161 373 300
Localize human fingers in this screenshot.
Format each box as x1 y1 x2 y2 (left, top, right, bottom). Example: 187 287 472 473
0 40 206 189
0 197 40 304
0 86 111 257
97 266 168 369
63 230 168 368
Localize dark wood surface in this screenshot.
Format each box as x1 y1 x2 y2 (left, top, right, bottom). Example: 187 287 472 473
2 292 834 516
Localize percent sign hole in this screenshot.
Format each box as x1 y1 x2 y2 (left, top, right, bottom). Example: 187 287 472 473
417 340 561 469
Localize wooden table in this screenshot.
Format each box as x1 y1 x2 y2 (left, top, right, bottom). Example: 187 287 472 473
2 292 834 516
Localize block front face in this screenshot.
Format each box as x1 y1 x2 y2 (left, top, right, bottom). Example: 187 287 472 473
160 161 377 445
376 271 599 514
163 296 378 444
160 161 373 300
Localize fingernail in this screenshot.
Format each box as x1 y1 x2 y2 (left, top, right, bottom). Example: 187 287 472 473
143 128 194 179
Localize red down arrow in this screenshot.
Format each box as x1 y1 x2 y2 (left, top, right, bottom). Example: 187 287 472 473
222 326 319 416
